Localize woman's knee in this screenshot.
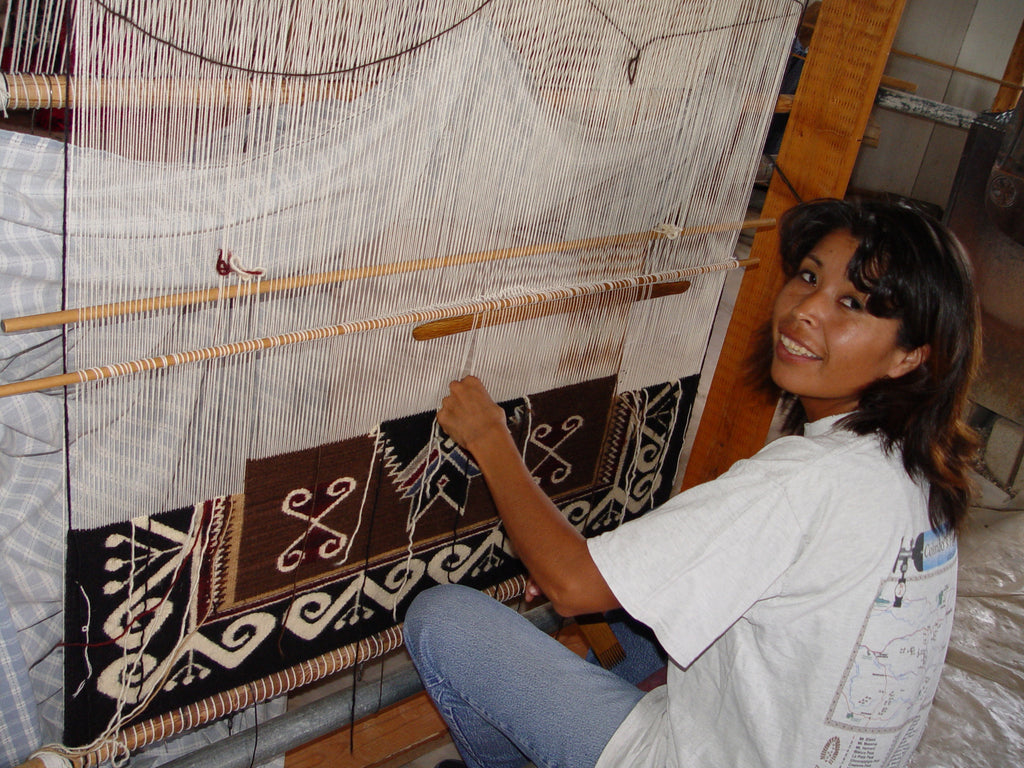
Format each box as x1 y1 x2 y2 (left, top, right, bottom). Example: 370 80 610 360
404 583 481 655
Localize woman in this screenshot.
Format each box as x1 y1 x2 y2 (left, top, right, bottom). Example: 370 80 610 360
404 198 980 768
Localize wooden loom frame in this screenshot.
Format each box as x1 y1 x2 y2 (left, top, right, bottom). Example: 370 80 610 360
6 0 908 765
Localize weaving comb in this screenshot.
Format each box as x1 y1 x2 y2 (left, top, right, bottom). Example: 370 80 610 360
575 616 626 669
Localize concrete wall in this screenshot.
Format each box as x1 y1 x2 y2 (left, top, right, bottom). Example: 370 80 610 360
849 0 1024 210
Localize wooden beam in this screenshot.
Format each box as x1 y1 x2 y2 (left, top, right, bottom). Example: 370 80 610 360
993 16 1024 112
682 0 908 490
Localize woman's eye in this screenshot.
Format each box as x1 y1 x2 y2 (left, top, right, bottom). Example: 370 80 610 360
840 295 864 310
798 269 816 285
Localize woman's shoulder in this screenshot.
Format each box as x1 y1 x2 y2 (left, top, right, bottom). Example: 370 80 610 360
738 422 923 515
746 419 892 475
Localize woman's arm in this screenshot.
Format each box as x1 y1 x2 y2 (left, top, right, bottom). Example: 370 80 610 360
438 376 620 616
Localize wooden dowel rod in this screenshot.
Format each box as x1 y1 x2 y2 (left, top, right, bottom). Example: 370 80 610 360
2 73 828 114
890 48 1024 92
1 232 649 332
2 218 774 333
0 259 758 399
880 74 917 93
412 279 692 341
1 73 371 110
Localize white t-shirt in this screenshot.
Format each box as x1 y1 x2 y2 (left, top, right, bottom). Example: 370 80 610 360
588 414 957 768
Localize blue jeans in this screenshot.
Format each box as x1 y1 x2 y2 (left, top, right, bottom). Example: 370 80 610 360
404 584 654 768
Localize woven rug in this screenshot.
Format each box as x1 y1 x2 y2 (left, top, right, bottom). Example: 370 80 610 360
63 375 698 745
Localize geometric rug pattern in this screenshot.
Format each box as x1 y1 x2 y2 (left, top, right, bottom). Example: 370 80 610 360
63 374 698 745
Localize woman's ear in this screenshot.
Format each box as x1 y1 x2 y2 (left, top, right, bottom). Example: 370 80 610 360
889 344 931 379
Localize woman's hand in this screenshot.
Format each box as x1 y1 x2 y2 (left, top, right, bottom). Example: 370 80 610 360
437 376 510 455
524 576 545 603
436 375 620 617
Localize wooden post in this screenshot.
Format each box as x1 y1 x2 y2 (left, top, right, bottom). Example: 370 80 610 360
682 0 908 490
993 16 1024 113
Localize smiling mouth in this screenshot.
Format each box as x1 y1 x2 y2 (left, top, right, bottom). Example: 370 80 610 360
779 334 821 360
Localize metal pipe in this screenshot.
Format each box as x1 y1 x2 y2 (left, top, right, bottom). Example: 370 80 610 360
875 86 1004 131
158 603 565 768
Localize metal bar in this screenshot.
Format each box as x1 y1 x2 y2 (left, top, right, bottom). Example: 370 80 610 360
875 86 1004 130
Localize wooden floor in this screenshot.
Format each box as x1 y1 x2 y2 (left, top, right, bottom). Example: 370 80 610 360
285 689 453 768
285 624 589 768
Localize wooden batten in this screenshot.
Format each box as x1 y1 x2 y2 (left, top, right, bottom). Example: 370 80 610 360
410 281 690 341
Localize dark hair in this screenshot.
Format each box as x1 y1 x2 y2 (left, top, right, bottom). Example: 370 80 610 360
755 198 981 533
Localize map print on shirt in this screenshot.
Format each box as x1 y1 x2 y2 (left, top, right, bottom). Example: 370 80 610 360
828 527 956 735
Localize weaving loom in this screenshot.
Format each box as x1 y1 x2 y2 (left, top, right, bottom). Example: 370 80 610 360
0 0 804 764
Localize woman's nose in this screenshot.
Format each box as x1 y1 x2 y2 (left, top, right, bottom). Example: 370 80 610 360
792 290 828 323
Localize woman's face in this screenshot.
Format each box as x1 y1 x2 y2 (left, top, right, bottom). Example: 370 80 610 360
770 229 926 422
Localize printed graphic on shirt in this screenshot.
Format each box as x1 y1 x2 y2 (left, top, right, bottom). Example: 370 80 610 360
826 528 956 735
815 727 921 768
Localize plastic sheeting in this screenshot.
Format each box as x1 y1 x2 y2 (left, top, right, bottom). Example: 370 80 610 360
911 502 1024 766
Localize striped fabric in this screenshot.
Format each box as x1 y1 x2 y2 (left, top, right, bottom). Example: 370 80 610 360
0 129 286 768
0 129 67 764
